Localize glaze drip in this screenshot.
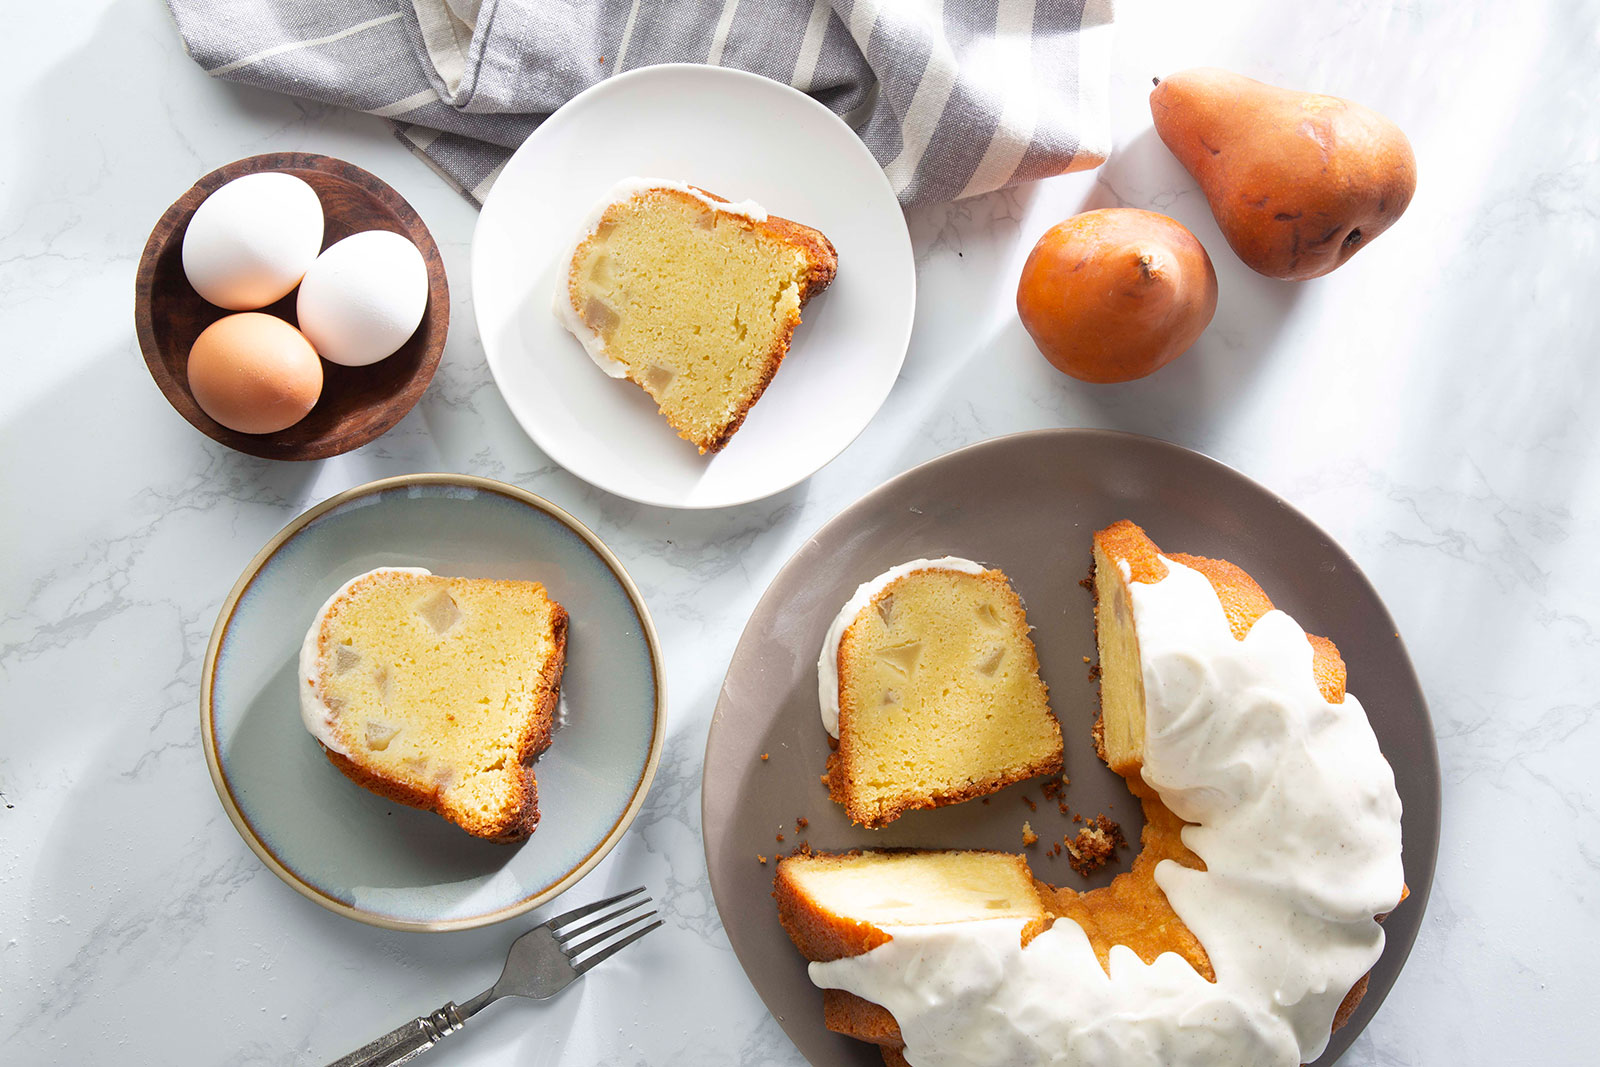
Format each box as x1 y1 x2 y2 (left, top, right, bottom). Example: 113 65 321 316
810 556 1404 1066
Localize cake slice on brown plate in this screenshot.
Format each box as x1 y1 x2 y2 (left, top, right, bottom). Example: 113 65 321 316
818 558 1063 827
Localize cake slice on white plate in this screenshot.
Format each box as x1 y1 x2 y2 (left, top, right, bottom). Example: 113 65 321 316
555 178 837 454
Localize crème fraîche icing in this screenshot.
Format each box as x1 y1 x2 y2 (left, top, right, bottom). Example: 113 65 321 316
808 555 1405 1067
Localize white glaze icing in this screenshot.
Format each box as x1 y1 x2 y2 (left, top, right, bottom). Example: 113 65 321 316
297 566 432 755
810 555 1405 1067
816 557 989 739
551 177 770 379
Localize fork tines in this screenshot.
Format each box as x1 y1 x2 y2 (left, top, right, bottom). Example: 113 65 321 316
546 886 663 974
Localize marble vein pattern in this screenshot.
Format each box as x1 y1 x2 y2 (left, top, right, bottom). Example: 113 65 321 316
3 0 1599 1064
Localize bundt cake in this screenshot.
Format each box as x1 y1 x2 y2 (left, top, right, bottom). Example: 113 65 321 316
299 567 567 842
555 178 837 454
818 558 1063 827
776 522 1405 1067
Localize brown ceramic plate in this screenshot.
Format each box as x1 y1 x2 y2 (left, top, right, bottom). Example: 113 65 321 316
702 428 1439 1067
134 152 448 461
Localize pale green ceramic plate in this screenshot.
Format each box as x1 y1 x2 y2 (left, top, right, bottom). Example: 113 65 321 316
202 475 664 931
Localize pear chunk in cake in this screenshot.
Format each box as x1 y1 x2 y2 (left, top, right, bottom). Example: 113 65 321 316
820 559 1063 827
556 179 837 454
299 567 567 841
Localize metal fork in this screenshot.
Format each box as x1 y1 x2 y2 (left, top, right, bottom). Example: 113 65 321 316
325 887 661 1067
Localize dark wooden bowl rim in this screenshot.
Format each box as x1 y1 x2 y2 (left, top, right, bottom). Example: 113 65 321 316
134 152 449 462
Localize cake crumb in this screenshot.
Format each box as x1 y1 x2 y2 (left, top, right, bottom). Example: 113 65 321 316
757 854 768 865
1021 795 1037 811
1041 779 1063 801
981 797 991 805
1022 821 1038 847
1087 662 1102 681
1082 656 1091 664
796 817 809 829
1079 575 1094 592
776 833 784 842
1064 815 1127 878
760 753 769 761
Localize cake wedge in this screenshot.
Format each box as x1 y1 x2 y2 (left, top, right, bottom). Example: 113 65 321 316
299 567 567 841
819 559 1063 827
556 179 837 454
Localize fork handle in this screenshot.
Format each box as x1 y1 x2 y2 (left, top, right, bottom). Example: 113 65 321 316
324 1002 473 1067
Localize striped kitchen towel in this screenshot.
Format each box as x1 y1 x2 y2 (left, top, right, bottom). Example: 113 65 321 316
165 1 1114 206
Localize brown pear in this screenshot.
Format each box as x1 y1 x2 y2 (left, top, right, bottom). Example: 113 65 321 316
1150 67 1416 280
1017 208 1218 384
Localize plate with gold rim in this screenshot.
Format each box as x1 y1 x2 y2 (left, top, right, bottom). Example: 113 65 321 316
201 474 665 931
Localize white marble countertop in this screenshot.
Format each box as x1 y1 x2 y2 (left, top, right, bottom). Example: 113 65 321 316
4 1 1598 1063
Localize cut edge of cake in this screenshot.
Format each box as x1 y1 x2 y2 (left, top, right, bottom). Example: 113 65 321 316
1091 519 1349 775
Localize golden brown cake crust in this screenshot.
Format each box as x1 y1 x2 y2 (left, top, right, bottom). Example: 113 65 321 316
1092 520 1347 703
319 603 568 843
686 189 837 454
823 989 901 1047
773 852 894 963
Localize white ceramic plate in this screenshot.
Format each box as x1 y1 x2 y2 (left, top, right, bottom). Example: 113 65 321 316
473 64 915 509
201 475 665 931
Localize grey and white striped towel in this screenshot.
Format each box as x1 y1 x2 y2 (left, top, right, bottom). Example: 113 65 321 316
165 1 1114 207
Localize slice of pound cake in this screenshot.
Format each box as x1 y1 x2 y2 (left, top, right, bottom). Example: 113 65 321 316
299 567 568 842
818 559 1063 827
555 178 837 454
774 850 1050 959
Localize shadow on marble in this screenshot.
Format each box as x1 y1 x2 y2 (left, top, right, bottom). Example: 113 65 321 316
1065 127 1309 438
0 342 326 535
905 183 1040 267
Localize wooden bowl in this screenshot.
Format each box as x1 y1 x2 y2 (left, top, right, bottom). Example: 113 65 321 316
134 152 449 461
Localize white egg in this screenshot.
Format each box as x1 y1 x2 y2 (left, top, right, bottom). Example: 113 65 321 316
295 231 429 367
182 172 324 310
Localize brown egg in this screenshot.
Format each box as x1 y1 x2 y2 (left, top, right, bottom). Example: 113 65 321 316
187 313 322 434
